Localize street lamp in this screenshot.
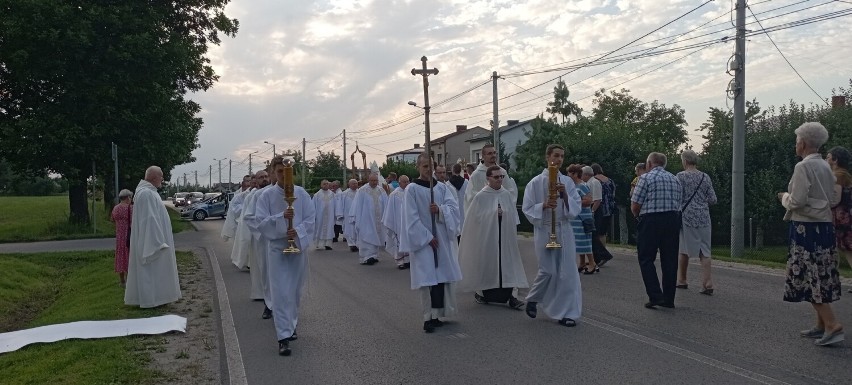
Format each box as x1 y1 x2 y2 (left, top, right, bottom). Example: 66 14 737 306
263 141 276 156
248 151 259 174
407 101 418 107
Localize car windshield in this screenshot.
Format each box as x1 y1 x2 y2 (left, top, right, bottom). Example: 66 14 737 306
175 193 188 198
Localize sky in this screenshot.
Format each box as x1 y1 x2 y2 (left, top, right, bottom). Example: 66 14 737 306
170 0 852 186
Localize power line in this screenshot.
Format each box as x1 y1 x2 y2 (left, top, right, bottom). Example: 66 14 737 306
747 4 829 104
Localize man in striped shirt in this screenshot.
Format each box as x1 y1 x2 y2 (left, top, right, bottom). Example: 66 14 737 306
631 152 682 309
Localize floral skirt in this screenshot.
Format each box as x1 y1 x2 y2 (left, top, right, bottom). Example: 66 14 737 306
783 222 841 304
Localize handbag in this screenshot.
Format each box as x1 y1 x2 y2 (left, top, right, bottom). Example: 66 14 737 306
582 216 595 234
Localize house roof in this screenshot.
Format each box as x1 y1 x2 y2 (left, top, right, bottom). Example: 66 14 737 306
386 146 425 157
467 119 533 143
429 126 489 145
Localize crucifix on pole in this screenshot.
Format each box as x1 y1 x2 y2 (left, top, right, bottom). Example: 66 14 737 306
411 56 439 267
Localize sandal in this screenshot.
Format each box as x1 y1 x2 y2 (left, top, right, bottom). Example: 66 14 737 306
558 318 577 327
676 284 688 289
700 288 714 296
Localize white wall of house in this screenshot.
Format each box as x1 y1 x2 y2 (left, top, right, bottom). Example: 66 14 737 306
386 152 421 163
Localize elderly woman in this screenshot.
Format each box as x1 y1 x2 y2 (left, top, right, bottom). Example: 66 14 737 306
676 150 717 294
567 164 595 273
827 146 852 293
110 189 133 287
778 122 843 347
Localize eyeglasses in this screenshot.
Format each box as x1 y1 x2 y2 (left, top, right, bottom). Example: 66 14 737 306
488 175 505 179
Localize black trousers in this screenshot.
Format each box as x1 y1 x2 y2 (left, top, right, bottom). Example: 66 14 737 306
636 211 680 304
333 224 342 240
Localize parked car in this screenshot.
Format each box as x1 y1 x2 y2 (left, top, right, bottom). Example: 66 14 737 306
180 193 229 221
187 192 204 205
174 192 189 207
203 192 221 201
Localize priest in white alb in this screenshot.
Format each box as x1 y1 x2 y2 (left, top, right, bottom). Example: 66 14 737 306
522 144 583 327
312 180 335 250
245 169 275 319
231 175 258 269
255 156 315 356
350 173 387 265
125 166 182 308
221 174 252 241
459 165 527 309
331 180 343 242
448 164 469 230
402 153 462 333
337 179 359 252
383 175 410 270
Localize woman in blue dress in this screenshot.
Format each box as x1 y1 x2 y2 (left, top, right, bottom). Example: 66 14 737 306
567 164 595 273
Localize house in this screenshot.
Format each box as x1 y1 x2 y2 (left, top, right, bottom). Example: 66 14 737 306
428 125 490 166
386 143 425 163
467 119 533 171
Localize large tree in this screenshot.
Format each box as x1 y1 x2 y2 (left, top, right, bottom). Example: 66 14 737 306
0 1 238 223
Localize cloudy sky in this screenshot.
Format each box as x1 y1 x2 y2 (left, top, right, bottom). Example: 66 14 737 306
172 0 852 185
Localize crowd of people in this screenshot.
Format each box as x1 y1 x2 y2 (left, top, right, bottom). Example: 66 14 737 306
114 122 849 358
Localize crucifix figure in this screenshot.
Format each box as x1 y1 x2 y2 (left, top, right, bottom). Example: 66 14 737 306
411 56 440 267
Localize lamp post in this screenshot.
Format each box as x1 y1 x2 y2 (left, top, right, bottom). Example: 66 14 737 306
264 141 276 156
248 151 259 174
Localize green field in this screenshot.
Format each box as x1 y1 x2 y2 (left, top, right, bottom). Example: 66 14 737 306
0 196 191 243
0 250 195 384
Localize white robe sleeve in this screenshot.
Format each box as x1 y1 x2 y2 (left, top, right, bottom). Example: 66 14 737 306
522 176 546 227
136 190 171 265
403 186 434 250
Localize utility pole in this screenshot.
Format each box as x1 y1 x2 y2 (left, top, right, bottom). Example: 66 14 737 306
302 138 307 186
194 170 198 188
249 153 254 175
342 129 347 182
111 142 119 204
209 165 212 188
411 56 440 267
183 173 187 190
92 161 97 233
731 0 746 258
492 71 500 162
228 159 232 192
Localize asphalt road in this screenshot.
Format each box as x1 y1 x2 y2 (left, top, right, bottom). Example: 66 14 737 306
3 211 849 385
190 219 851 385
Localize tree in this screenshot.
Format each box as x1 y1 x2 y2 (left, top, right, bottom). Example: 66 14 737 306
0 1 238 223
380 159 418 181
545 79 581 125
307 150 344 191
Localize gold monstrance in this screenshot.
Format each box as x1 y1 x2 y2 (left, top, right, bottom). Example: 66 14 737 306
282 159 300 254
545 161 562 249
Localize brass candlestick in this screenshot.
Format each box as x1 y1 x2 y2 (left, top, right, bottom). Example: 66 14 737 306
545 161 562 249
282 159 300 254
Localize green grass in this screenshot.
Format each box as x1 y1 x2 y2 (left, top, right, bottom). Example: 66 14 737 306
0 250 194 384
0 196 191 243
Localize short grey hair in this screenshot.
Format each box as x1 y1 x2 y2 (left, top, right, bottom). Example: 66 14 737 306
794 122 829 149
635 162 645 171
581 166 594 176
118 189 133 199
647 152 667 168
680 149 699 166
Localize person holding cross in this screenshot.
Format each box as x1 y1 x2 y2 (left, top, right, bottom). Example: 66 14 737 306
402 152 463 333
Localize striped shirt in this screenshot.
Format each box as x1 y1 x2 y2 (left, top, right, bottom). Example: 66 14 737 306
631 166 682 215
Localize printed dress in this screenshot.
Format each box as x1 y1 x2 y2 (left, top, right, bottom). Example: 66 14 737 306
111 203 132 273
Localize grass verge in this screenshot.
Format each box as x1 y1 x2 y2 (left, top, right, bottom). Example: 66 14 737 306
0 196 191 243
0 250 194 384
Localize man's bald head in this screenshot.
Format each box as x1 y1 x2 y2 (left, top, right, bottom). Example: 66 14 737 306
399 175 410 189
145 166 164 188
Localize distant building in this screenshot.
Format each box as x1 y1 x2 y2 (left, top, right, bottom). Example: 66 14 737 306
386 143 425 163
429 125 489 166
467 119 533 171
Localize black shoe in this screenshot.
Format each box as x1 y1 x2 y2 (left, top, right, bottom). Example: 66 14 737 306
644 300 666 309
278 340 291 356
429 318 444 327
423 321 435 333
332 238 338 243
366 257 378 265
350 246 359 252
525 302 537 318
508 297 525 310
286 330 298 341
658 302 675 308
558 318 577 327
262 306 273 319
597 256 613 267
403 262 410 269
398 264 406 270
342 237 347 242
474 292 488 304
324 246 333 250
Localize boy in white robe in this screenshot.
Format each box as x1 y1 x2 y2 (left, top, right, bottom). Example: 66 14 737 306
448 164 469 230
331 181 343 242
465 143 517 209
522 144 583 327
458 166 527 309
125 166 182 308
402 154 463 333
221 175 252 241
350 173 387 265
382 175 410 269
245 170 275 319
312 180 335 250
255 156 315 356
337 179 359 252
230 176 258 269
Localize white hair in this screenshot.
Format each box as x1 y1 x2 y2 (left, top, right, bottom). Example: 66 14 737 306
680 149 699 166
144 166 162 181
581 166 594 176
794 122 829 149
118 189 133 199
647 152 668 168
